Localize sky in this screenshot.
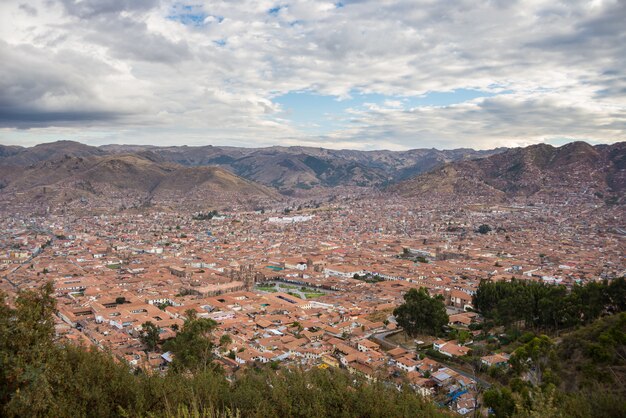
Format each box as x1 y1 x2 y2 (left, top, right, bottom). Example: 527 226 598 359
0 0 624 151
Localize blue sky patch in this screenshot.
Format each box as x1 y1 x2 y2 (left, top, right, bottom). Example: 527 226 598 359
167 3 210 27
272 89 498 134
268 5 283 16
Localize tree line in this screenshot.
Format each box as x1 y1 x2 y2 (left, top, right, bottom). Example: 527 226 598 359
472 277 626 332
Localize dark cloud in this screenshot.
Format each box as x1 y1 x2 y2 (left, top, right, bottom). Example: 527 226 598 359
0 40 129 127
18 3 37 16
0 109 122 128
80 16 191 63
58 0 159 18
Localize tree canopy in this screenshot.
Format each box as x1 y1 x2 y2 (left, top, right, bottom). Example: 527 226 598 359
140 321 161 352
393 287 449 337
472 277 626 331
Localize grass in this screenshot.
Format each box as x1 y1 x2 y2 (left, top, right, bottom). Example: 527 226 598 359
366 308 394 323
304 292 324 299
388 331 437 348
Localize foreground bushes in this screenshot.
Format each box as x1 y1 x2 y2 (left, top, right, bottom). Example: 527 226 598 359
0 284 446 418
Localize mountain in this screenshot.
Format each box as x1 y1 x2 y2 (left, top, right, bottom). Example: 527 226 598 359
101 143 502 191
0 154 279 212
0 141 502 193
0 140 106 166
0 145 23 158
391 141 626 203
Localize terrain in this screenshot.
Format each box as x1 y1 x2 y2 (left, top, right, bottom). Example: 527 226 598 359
0 153 279 212
1 141 502 192
1 140 624 211
392 141 626 204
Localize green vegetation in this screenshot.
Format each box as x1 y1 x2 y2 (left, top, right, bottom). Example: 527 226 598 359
477 224 492 234
192 210 219 221
140 321 161 352
483 314 626 417
163 310 217 373
557 313 626 392
473 277 625 331
393 287 449 337
353 273 384 283
177 288 202 297
448 328 472 344
473 278 626 418
0 284 447 417
157 301 173 310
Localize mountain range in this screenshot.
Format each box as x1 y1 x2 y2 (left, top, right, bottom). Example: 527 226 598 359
0 141 501 192
0 150 279 211
391 141 625 203
0 140 624 209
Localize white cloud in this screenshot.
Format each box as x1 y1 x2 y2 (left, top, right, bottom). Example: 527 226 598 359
0 0 624 149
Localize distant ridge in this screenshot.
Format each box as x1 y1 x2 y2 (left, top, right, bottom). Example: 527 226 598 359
0 140 502 192
0 153 280 211
2 140 623 206
391 141 625 203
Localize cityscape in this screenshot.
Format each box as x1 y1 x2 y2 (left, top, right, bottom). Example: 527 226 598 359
1 1 625 417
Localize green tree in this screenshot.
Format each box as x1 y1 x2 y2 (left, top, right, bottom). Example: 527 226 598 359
164 315 218 372
393 287 449 337
140 321 161 352
478 224 492 234
0 282 58 416
219 334 232 351
483 387 516 418
510 335 554 386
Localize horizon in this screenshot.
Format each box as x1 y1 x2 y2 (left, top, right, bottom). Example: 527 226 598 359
2 138 621 153
1 1 625 150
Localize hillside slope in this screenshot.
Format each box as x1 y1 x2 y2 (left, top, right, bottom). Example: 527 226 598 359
391 141 625 203
0 154 279 211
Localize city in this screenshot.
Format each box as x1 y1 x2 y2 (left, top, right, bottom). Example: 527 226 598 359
1 0 625 416
1 177 624 415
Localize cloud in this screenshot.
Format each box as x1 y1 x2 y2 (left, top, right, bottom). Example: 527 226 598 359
58 0 159 19
0 0 623 149
0 40 131 127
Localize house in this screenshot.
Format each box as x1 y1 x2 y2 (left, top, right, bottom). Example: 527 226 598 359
431 368 453 386
347 360 377 381
433 340 471 358
406 371 436 397
448 289 473 310
481 353 510 368
395 355 419 373
357 339 380 352
324 265 365 278
455 392 477 415
284 258 308 271
387 347 409 360
448 312 479 327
